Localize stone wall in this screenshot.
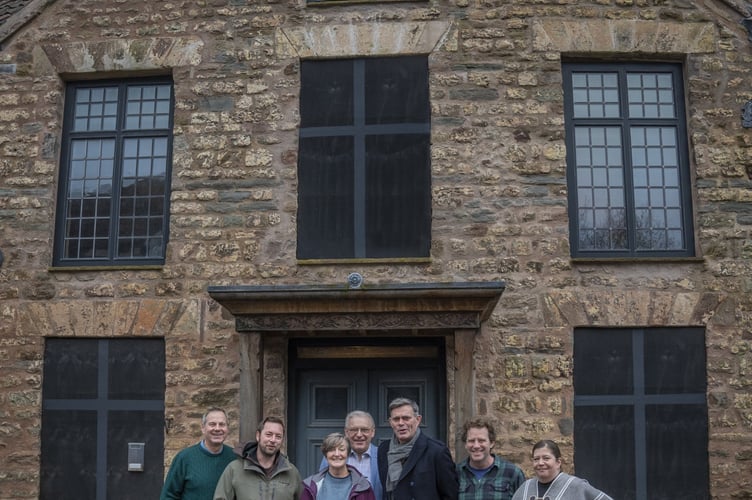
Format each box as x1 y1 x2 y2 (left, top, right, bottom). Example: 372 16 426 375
0 0 750 497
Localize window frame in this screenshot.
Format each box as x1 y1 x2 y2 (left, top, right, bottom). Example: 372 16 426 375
41 338 165 499
573 327 709 499
562 62 695 258
296 56 432 261
53 77 174 267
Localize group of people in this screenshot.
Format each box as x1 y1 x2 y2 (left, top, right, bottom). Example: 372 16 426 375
160 398 613 500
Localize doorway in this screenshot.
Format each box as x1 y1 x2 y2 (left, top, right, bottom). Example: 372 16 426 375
289 337 446 477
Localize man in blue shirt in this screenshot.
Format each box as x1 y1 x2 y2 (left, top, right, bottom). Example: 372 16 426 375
456 417 524 500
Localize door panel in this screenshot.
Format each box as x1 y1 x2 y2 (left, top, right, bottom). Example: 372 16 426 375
372 370 437 447
295 369 368 477
294 366 439 477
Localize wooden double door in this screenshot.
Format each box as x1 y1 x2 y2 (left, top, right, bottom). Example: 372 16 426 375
289 338 446 478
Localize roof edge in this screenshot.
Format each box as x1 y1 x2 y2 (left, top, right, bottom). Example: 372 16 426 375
0 0 57 48
208 281 506 322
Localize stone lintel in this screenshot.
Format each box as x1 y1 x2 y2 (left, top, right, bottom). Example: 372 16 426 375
532 19 717 54
17 299 190 337
39 37 204 75
276 20 454 59
541 290 727 328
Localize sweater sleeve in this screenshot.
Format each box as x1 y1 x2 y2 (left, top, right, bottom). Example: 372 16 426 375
160 452 185 500
580 478 614 500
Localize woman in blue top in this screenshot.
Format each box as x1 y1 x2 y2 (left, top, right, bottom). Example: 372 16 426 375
302 433 376 500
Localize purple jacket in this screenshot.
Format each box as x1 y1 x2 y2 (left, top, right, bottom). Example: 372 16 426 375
302 465 377 500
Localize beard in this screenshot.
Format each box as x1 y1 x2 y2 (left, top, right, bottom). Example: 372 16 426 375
258 443 279 458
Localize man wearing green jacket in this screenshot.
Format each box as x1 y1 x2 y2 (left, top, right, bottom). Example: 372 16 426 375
213 416 303 500
161 407 236 500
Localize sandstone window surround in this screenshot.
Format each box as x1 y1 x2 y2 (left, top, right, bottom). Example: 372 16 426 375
37 37 204 76
53 78 174 267
37 37 202 269
278 21 453 265
562 62 694 258
296 55 432 261
533 18 717 263
275 21 455 59
531 19 716 55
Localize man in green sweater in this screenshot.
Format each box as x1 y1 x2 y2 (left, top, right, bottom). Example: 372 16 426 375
161 407 237 500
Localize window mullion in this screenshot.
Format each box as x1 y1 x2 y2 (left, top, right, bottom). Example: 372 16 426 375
632 328 648 500
620 69 638 256
353 60 366 258
110 83 128 261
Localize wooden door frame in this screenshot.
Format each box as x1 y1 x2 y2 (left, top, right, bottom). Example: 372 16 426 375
208 281 504 456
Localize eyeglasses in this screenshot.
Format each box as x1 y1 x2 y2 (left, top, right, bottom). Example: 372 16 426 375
346 427 374 435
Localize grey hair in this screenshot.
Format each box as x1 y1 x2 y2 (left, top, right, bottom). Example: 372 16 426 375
202 407 228 426
345 410 375 429
388 398 420 417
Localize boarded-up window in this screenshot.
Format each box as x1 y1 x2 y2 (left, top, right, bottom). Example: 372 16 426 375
41 338 165 500
297 56 431 260
574 327 708 499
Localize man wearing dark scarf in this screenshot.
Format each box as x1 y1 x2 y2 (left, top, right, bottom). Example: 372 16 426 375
377 398 458 500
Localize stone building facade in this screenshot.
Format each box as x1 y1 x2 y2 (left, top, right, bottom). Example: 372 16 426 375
0 0 751 498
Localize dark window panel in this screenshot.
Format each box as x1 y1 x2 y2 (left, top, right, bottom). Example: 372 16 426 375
574 405 636 499
297 136 355 259
42 339 166 500
574 328 708 499
365 134 431 258
644 328 706 394
365 56 430 124
40 410 98 500
573 328 633 395
297 56 431 260
645 404 709 499
108 339 165 400
42 339 99 399
300 59 354 127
